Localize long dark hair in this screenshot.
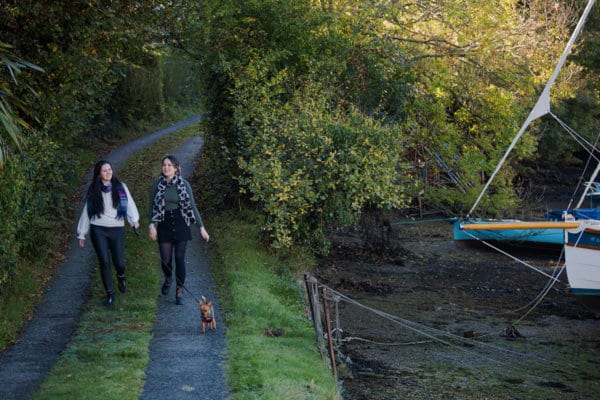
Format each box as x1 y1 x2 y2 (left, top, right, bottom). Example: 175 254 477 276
86 160 123 219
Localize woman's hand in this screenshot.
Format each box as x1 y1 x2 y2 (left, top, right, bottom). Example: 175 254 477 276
149 224 157 241
200 226 210 242
78 239 85 248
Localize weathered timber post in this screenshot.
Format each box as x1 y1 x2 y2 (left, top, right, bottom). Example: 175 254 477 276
304 274 324 357
322 287 338 378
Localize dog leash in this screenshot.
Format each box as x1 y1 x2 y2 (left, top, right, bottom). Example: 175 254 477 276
175 277 202 304
162 264 202 304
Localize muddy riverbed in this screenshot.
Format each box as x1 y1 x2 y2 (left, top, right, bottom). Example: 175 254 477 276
315 211 600 400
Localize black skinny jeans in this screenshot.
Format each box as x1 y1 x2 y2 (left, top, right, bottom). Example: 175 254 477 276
90 225 126 295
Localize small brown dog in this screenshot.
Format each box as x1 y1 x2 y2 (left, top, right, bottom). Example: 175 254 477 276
199 296 217 333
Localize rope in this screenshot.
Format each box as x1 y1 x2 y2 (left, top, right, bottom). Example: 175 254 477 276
458 230 573 326
341 336 433 346
129 235 205 304
510 246 566 315
512 264 566 323
333 294 342 348
317 282 542 369
161 258 202 304
314 278 589 380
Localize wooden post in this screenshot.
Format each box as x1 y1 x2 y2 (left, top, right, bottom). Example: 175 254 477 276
322 287 338 378
304 274 320 352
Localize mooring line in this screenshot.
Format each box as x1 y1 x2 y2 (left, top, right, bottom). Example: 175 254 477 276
461 230 564 283
310 277 578 377
315 280 531 369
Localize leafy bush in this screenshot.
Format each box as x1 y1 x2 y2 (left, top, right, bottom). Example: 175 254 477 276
189 0 417 251
234 74 415 251
0 160 23 290
16 133 71 259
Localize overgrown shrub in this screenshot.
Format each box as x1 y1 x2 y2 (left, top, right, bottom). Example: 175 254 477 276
0 131 72 292
0 160 23 291
16 133 71 260
234 75 415 251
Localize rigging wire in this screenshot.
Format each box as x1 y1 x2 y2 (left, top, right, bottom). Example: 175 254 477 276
462 230 564 283
468 0 597 217
550 112 600 163
551 112 600 210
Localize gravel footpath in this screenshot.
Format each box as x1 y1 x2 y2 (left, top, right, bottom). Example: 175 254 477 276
0 115 228 399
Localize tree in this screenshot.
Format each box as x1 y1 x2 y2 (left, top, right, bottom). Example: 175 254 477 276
182 0 417 251
0 0 183 289
366 0 582 216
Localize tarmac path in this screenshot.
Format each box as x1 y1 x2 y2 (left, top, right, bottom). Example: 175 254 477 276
0 115 228 399
139 135 228 400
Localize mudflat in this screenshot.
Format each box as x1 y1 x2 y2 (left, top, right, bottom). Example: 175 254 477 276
315 213 600 400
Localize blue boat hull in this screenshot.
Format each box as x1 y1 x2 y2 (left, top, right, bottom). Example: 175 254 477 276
453 219 564 244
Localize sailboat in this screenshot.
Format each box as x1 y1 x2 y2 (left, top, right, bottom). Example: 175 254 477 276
454 219 569 245
455 0 600 298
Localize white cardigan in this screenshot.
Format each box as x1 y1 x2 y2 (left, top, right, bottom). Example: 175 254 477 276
77 183 139 240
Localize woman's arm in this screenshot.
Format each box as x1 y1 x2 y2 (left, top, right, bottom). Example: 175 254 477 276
184 179 209 242
122 183 140 228
77 202 90 247
184 179 203 227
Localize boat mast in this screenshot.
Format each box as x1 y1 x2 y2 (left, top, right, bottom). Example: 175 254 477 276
575 161 600 209
468 0 597 218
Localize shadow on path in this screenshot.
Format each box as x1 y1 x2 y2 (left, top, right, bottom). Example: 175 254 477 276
0 115 225 400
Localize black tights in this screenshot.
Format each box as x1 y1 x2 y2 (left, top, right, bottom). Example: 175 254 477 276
159 241 188 287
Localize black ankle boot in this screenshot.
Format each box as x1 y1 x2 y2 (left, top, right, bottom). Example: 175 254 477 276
162 276 172 295
117 275 127 293
104 292 115 307
175 286 184 305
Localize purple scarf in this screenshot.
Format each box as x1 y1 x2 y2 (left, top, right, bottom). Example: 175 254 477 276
102 184 128 219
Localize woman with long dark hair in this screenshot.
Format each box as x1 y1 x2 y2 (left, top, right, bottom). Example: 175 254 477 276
148 155 209 305
77 160 140 306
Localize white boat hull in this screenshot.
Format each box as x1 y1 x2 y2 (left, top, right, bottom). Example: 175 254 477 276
564 223 600 296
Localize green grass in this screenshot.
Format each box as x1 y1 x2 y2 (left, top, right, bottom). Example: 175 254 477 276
209 210 341 400
0 261 47 348
27 122 340 399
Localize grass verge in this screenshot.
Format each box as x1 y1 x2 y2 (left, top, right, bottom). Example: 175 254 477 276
207 209 341 400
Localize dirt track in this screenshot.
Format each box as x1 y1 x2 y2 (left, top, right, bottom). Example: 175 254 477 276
315 213 600 400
